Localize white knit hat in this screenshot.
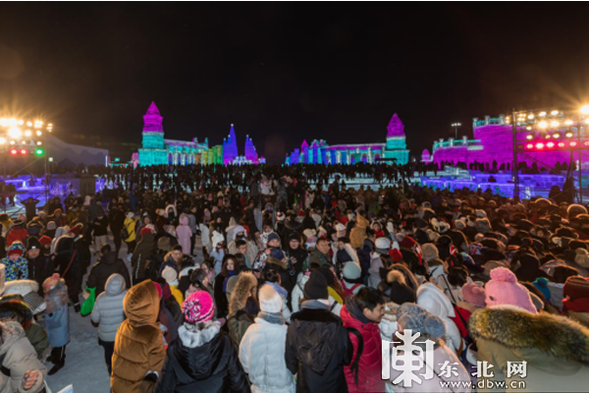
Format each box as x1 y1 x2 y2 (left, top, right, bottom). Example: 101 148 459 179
162 266 178 286
259 284 283 313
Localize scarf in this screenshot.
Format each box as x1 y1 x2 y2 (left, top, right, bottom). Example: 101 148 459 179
345 296 372 324
257 311 285 325
301 299 330 310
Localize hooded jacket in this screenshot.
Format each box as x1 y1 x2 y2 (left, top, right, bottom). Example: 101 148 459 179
176 214 193 256
0 322 47 393
156 321 249 393
340 304 383 393
350 214 369 249
91 273 127 342
2 243 27 281
132 232 155 282
239 316 295 393
285 307 352 393
470 306 589 392
112 280 165 393
87 251 131 296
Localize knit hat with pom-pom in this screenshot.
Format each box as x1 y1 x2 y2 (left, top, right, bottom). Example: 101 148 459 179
532 277 551 301
485 267 536 313
183 290 215 325
258 284 283 313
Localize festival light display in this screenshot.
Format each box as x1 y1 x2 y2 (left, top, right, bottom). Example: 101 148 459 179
0 117 52 156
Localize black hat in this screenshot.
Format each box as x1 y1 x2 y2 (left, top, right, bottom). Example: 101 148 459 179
517 219 535 232
27 237 41 251
303 271 329 300
555 227 578 239
389 281 416 305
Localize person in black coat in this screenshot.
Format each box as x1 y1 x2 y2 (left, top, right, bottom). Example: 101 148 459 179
286 271 352 393
156 290 249 393
26 237 54 292
86 245 131 296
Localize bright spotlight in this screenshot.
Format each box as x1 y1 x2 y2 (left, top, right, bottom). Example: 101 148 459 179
8 127 21 139
550 110 559 116
551 121 559 128
580 105 589 115
539 121 548 128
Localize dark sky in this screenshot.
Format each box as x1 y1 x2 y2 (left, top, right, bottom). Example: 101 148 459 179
1 3 589 162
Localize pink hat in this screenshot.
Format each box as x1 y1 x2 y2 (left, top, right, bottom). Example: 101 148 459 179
461 283 486 308
485 267 537 313
183 290 215 325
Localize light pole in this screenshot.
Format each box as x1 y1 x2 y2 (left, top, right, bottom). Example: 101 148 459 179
451 122 462 139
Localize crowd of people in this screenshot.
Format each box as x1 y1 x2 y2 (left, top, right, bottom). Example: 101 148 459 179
0 163 588 392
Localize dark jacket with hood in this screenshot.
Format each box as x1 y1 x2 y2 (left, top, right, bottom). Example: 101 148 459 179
286 306 352 393
132 232 156 282
156 321 249 393
87 251 131 296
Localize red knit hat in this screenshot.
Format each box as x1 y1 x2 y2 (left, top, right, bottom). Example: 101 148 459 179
39 236 52 246
7 248 23 257
69 223 83 236
389 248 403 263
140 227 152 237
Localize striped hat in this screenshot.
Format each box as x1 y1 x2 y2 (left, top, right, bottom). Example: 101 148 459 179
183 290 215 325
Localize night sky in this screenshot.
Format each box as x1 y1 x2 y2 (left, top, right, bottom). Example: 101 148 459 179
1 3 589 162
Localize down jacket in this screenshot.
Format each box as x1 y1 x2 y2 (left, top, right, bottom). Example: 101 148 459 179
0 321 47 393
156 321 249 393
91 273 127 342
176 214 193 256
286 306 352 393
111 280 165 393
340 305 383 393
239 317 295 393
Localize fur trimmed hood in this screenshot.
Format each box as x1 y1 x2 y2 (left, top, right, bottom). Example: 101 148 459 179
470 306 589 364
178 321 221 349
228 272 258 316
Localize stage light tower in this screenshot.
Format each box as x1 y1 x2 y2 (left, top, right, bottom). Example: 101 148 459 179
451 122 462 139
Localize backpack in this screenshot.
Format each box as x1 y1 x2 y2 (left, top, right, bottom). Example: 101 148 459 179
347 327 364 387
120 226 130 240
341 280 362 298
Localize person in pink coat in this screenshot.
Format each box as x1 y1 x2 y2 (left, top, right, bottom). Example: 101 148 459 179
176 213 193 256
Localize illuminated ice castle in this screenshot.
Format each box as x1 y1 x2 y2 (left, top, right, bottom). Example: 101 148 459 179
285 114 410 165
137 102 264 166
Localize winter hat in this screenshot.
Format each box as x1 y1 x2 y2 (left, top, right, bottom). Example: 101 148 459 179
126 212 134 219
46 221 56 231
42 273 63 293
397 303 446 339
567 204 588 219
303 271 329 300
7 242 25 257
485 267 537 313
475 209 487 218
258 284 283 313
421 243 439 262
162 266 179 286
68 223 83 236
39 235 52 246
375 237 391 250
532 277 551 301
27 237 41 251
183 290 215 324
335 223 346 232
343 262 362 280
267 232 281 245
387 271 416 304
212 231 224 248
303 229 316 239
455 219 467 231
140 227 153 237
276 212 286 221
461 283 486 308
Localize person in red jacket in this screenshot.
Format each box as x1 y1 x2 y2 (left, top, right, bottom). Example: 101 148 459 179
6 219 28 246
341 286 386 393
